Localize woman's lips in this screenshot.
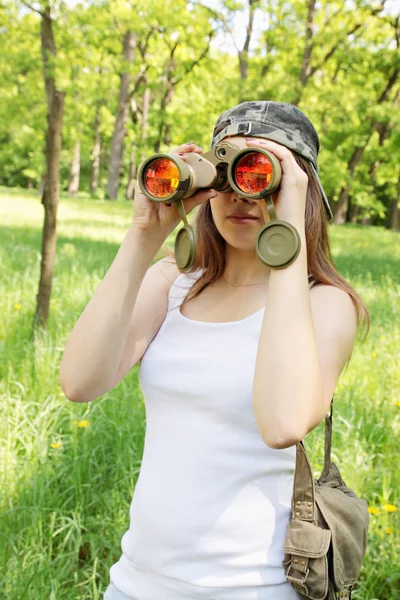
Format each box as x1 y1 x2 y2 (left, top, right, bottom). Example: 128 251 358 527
228 216 258 224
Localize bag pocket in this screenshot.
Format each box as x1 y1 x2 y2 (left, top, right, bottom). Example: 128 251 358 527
282 519 331 600
315 482 370 590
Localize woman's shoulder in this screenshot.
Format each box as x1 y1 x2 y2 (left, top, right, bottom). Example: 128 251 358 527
157 258 203 293
157 257 182 293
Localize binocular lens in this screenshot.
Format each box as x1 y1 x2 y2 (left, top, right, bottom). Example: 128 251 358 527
234 152 273 195
144 158 180 198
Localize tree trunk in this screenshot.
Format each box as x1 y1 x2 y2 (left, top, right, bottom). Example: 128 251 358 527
34 89 65 329
126 87 151 199
350 205 360 223
106 30 136 200
32 2 65 332
90 103 102 194
238 0 258 95
332 145 367 224
371 89 400 227
386 169 400 230
292 0 316 106
68 139 80 196
332 66 399 224
333 186 350 225
141 87 151 162
125 145 137 200
387 196 399 230
38 174 46 196
152 36 211 152
154 53 175 154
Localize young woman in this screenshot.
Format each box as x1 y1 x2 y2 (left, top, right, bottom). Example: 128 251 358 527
60 101 370 600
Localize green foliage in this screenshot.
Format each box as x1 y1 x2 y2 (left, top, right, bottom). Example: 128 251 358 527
1 0 399 221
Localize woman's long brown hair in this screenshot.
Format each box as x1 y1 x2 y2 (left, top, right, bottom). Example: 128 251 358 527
160 151 370 346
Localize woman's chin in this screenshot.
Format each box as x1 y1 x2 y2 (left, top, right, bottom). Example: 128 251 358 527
223 236 258 252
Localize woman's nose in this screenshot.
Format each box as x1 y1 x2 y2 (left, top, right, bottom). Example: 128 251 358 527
232 193 252 204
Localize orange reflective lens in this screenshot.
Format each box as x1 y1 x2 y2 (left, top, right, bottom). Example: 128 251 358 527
234 152 273 194
144 158 180 198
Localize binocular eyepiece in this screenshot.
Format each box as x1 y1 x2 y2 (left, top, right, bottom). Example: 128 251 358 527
137 141 301 272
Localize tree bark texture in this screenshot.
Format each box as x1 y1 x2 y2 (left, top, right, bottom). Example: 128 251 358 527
40 3 56 113
33 2 65 331
34 89 65 329
106 30 136 200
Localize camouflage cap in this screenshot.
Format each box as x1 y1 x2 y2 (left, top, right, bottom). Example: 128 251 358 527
210 101 333 222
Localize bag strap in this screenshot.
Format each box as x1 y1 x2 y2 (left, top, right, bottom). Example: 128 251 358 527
292 398 334 521
321 397 334 479
292 275 335 516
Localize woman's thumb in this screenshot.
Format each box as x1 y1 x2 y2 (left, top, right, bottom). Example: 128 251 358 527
185 188 218 213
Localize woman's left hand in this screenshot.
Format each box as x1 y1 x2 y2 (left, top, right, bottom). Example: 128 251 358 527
244 137 308 225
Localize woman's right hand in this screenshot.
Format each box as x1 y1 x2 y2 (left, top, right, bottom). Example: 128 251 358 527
131 142 218 243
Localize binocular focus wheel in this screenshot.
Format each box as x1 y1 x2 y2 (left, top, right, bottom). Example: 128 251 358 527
174 225 196 272
255 221 301 269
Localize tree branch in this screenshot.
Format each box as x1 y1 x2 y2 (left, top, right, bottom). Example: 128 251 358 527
308 1 388 77
20 0 46 18
192 1 241 54
130 64 150 98
309 21 363 78
172 31 213 86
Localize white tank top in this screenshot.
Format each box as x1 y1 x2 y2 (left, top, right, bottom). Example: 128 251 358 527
109 268 312 600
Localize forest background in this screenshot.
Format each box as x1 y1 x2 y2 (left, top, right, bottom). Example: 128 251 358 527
1 0 400 228
1 0 400 599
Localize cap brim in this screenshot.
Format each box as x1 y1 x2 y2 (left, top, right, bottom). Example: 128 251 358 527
309 163 333 222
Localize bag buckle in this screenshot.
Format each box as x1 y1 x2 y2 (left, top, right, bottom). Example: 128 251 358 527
286 567 310 595
336 589 352 599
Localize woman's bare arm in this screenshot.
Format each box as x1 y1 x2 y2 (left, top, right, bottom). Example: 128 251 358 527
59 226 163 402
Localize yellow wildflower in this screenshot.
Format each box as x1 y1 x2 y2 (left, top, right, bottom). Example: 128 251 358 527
395 401 400 408
379 336 385 341
385 528 392 534
368 507 381 516
371 352 377 358
14 304 21 310
77 419 90 428
382 504 398 512
51 442 62 449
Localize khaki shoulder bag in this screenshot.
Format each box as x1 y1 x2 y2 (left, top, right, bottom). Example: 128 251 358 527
282 396 370 600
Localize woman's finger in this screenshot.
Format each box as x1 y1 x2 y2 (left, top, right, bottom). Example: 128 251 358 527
183 188 218 214
171 142 203 153
245 138 304 181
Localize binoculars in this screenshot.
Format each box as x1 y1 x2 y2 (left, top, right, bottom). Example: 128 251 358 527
137 140 301 272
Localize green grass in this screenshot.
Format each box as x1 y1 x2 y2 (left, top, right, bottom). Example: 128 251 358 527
0 188 399 600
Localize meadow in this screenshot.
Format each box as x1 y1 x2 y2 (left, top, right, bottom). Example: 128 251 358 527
0 188 399 600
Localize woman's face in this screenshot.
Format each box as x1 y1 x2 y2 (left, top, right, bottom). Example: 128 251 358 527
209 135 278 251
